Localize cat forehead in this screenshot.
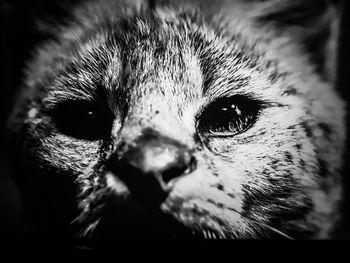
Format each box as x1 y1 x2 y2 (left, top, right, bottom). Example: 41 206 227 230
110 12 263 96
42 7 277 107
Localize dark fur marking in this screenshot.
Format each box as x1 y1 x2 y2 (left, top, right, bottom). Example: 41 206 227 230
282 85 298 96
301 121 312 137
318 122 332 140
268 70 279 83
217 184 224 191
227 192 235 198
284 152 293 163
317 158 328 178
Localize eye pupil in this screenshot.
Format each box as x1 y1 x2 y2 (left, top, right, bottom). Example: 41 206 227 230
197 96 260 137
49 101 114 141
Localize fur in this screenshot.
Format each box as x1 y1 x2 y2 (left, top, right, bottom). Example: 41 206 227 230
8 0 346 239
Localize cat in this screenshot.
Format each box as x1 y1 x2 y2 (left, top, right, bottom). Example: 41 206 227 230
7 0 346 240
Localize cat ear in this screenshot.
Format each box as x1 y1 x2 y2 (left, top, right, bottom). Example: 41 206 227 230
255 0 342 84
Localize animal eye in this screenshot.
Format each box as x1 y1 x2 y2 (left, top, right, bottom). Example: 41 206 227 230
49 100 114 140
197 95 261 137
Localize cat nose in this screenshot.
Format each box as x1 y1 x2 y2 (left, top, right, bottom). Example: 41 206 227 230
107 128 196 206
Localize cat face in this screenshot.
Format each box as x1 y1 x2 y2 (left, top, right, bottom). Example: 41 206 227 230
9 0 345 239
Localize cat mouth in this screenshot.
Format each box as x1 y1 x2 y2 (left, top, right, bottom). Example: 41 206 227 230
94 209 197 239
74 199 207 242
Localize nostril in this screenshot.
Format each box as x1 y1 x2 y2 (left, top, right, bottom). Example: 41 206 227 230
109 158 169 206
161 165 188 184
188 156 197 173
161 156 197 185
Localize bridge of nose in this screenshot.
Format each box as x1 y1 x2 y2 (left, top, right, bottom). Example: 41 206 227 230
115 97 197 149
110 43 203 143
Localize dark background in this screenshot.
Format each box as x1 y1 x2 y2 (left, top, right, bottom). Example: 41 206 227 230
1 0 349 238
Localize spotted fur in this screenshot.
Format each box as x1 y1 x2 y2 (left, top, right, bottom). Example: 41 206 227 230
8 0 346 239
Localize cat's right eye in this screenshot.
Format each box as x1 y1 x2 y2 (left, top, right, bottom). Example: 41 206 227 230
48 100 115 141
197 95 262 137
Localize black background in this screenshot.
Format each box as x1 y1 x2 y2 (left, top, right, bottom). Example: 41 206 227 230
1 0 350 239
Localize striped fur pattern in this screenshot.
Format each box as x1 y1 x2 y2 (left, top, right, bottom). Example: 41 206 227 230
8 0 346 239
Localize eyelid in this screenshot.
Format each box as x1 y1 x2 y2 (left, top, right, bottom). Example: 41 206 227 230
41 69 106 110
43 83 107 112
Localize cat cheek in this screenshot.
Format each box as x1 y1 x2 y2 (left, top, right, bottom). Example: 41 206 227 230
29 135 102 174
164 166 244 211
161 170 246 237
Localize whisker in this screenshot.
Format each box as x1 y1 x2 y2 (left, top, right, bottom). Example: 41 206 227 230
258 223 294 240
202 229 208 239
226 205 294 240
206 229 211 239
76 218 101 238
72 32 90 53
208 230 213 239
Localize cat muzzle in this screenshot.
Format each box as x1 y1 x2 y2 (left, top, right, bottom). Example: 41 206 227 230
106 128 197 207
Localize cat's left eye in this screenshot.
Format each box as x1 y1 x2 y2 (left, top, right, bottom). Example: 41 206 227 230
197 95 261 137
48 100 115 141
